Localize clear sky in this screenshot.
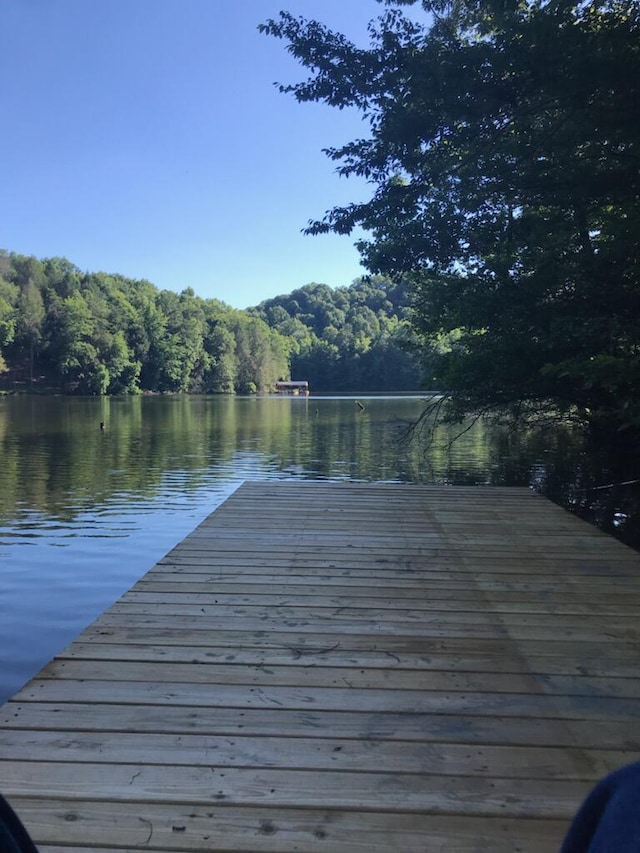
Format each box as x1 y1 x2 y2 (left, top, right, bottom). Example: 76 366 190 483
1 0 387 309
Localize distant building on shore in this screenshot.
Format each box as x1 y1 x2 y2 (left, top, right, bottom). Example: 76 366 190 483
274 380 309 396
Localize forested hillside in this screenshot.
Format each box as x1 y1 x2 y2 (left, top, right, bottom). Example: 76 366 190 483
0 251 423 394
0 252 289 395
251 276 422 391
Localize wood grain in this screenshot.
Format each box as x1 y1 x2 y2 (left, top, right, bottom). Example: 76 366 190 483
2 480 640 851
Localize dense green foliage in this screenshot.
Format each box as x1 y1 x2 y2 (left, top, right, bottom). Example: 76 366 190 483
0 251 422 394
0 252 289 395
251 276 422 391
262 0 640 434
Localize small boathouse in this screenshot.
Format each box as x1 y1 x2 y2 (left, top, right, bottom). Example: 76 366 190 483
274 380 309 395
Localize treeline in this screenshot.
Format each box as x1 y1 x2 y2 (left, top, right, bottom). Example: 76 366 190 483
0 252 289 394
0 251 422 395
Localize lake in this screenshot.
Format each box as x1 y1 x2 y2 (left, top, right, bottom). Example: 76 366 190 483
1 393 639 703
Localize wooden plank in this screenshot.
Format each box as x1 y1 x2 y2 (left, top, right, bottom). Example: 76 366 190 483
89 612 640 642
154 540 636 559
74 625 640 658
0 759 594 817
56 642 640 677
4 730 634 779
151 558 640 578
36 659 640 699
5 701 640 749
13 800 569 853
105 601 640 628
12 679 640 720
119 590 640 616
133 576 640 598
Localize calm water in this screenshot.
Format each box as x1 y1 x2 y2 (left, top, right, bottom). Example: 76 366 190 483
1 393 638 703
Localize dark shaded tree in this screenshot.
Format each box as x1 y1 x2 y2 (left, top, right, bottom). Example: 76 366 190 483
261 1 640 432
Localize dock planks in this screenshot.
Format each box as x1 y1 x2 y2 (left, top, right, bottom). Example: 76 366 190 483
2 481 640 852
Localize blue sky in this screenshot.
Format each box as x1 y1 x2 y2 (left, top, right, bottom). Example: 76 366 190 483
0 1 395 309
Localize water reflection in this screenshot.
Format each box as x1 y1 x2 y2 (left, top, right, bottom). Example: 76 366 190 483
0 393 639 702
2 394 639 544
484 421 640 549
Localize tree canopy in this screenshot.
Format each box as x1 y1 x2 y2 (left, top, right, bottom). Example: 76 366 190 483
261 0 640 435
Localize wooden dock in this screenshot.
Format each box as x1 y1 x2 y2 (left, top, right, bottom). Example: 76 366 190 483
2 481 640 852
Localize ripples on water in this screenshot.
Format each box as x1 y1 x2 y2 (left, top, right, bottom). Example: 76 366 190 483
0 393 638 702
0 478 241 702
